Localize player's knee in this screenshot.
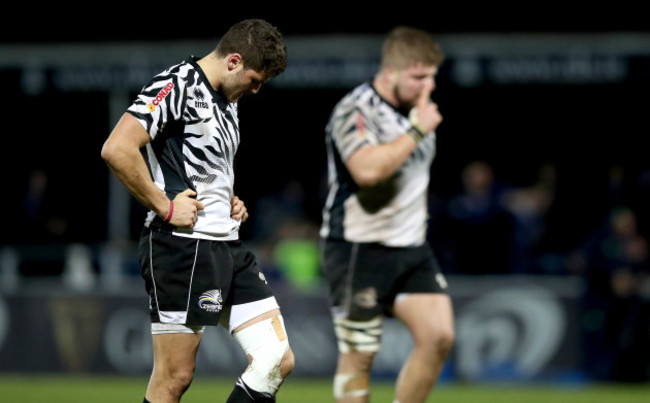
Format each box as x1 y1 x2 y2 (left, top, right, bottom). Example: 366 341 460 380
433 326 455 359
342 349 376 373
417 326 454 361
163 365 196 397
332 316 380 400
234 315 291 395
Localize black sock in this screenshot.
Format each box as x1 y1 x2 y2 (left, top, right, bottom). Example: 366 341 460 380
226 377 275 402
143 399 151 403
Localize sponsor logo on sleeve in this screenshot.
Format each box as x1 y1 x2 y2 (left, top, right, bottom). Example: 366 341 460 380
148 82 175 112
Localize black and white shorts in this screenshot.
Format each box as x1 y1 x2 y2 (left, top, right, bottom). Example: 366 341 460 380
139 227 276 332
320 238 448 321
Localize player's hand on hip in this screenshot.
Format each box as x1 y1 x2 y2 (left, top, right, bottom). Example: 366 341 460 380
230 195 249 223
409 80 443 134
170 189 205 228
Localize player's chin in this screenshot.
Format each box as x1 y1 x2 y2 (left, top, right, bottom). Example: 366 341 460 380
400 99 417 110
398 96 417 109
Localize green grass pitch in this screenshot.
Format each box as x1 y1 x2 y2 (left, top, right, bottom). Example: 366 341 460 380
1 375 649 402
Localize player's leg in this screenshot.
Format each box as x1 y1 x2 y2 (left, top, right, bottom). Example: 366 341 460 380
392 293 454 403
144 325 205 403
139 228 238 402
332 316 382 403
225 307 295 402
139 228 227 402
223 241 295 402
320 240 386 403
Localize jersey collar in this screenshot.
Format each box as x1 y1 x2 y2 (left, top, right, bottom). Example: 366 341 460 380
188 56 230 112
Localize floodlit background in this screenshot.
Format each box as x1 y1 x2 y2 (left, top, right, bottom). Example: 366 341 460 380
1 6 649 400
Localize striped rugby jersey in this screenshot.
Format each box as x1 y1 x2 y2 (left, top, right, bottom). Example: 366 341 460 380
128 57 241 241
320 82 436 247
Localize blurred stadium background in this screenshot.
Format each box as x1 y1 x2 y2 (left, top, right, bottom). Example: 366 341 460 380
1 7 649 401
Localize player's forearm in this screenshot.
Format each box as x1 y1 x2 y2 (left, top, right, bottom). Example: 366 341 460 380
347 135 416 186
102 146 170 219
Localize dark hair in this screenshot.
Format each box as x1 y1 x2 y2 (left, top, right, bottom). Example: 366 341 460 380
215 19 288 77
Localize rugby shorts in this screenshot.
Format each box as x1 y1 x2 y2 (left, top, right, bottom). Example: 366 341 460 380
139 226 274 327
320 238 448 320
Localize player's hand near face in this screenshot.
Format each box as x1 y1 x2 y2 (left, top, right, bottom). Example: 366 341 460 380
168 189 205 228
230 195 249 223
409 80 442 134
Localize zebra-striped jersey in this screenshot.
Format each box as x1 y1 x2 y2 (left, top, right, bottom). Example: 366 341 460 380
320 82 436 247
128 57 241 241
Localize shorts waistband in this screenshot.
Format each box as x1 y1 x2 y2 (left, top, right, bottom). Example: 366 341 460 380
147 216 176 233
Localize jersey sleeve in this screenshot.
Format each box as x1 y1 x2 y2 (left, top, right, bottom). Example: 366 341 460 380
329 105 379 162
126 70 185 139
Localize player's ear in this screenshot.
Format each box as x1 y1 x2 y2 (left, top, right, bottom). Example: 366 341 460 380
386 66 400 82
227 53 243 71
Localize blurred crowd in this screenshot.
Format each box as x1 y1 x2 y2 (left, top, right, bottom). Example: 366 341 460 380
423 160 650 382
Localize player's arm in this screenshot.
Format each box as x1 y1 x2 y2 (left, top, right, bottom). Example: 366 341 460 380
101 113 202 227
346 136 419 187
346 83 442 187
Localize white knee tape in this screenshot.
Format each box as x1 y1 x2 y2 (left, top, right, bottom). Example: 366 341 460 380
333 315 383 353
334 372 370 399
233 315 289 395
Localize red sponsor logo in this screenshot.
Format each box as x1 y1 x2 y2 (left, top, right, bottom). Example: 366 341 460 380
356 113 366 138
148 82 174 112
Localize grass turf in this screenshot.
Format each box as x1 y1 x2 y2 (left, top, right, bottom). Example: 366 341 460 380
0 375 649 402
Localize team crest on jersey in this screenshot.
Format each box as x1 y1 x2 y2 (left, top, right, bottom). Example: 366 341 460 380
198 289 223 313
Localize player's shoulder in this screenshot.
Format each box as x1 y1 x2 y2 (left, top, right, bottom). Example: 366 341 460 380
348 82 375 101
152 58 198 83
334 82 375 111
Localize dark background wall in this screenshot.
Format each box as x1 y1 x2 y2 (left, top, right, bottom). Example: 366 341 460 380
1 6 649 382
